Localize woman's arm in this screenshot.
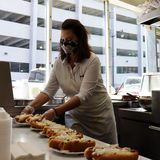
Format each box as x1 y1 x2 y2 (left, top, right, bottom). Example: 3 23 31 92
42 96 80 120
43 56 100 120
54 96 81 116
21 92 50 114
29 92 50 109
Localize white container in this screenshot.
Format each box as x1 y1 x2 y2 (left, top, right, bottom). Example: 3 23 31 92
0 108 12 160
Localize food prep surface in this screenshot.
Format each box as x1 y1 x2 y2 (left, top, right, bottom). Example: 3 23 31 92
12 126 150 160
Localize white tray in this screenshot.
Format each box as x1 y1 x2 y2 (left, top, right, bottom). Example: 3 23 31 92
49 147 84 155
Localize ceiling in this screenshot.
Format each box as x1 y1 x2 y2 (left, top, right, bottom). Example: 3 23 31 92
120 0 146 6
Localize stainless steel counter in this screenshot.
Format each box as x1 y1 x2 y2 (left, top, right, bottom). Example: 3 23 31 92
12 127 151 160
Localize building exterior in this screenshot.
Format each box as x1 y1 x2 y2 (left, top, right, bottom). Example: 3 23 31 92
0 0 107 82
109 5 147 88
0 0 149 88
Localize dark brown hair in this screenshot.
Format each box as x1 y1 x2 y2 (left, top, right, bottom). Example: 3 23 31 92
60 19 91 62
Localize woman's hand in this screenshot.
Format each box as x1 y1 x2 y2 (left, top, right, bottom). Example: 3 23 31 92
42 108 57 121
21 105 35 115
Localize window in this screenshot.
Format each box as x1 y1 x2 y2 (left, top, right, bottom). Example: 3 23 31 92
20 63 29 73
0 10 30 25
52 42 59 51
0 35 29 49
37 18 45 27
10 62 29 73
117 49 138 57
36 71 45 82
36 64 46 68
52 20 62 30
37 41 45 50
143 67 146 73
92 46 104 55
101 66 105 74
28 70 45 82
143 36 145 42
117 31 137 41
117 66 138 74
143 51 146 57
86 26 103 36
82 6 103 17
116 14 137 24
125 78 141 85
37 19 103 36
37 41 59 51
38 19 63 30
38 0 45 5
10 62 19 72
53 0 75 12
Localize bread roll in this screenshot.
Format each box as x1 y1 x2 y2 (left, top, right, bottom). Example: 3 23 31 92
15 114 32 123
30 119 54 130
26 114 43 123
49 135 95 152
84 146 139 160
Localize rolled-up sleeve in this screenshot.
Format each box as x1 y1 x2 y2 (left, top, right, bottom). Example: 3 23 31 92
75 57 100 104
42 60 59 99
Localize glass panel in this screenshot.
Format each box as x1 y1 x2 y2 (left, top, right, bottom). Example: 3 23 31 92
116 31 137 41
141 75 149 93
82 6 103 17
28 70 45 82
117 49 138 57
116 14 137 24
28 71 36 81
156 28 160 72
20 63 29 73
117 67 138 74
150 75 160 91
35 71 45 82
53 0 75 11
125 78 141 85
10 62 19 72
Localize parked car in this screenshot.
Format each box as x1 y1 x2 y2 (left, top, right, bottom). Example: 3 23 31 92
12 68 64 100
117 76 142 96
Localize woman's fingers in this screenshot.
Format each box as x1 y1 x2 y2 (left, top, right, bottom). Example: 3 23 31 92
42 109 55 121
21 106 35 115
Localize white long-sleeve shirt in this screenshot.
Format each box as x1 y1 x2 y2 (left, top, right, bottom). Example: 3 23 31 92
42 52 117 144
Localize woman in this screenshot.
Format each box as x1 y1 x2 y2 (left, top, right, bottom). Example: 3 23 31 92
22 19 117 144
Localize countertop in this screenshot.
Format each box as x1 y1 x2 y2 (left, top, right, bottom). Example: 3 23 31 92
119 108 153 123
12 126 151 160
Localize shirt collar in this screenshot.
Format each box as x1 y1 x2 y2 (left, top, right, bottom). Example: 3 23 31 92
62 58 68 65
62 57 80 66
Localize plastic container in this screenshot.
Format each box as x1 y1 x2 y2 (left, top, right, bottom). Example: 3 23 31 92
0 108 12 160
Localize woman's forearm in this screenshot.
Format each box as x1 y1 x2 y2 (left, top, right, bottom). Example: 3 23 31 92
54 96 81 116
29 92 50 110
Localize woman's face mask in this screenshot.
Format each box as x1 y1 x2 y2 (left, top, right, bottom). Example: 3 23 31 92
60 39 78 55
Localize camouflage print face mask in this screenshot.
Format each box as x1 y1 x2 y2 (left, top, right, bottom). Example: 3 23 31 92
60 39 78 55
